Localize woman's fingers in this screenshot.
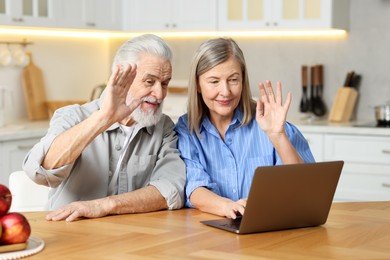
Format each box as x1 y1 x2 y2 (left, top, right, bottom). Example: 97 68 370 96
265 80 275 103
275 81 282 104
258 82 268 103
259 80 289 106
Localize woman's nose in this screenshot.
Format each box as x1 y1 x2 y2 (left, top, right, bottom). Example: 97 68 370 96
220 81 231 96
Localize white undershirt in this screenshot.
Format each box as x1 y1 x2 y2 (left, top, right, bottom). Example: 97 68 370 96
108 124 135 195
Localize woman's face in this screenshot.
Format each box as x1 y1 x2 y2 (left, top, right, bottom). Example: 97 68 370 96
198 57 243 122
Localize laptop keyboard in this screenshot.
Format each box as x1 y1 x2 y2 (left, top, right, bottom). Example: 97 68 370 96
221 216 242 230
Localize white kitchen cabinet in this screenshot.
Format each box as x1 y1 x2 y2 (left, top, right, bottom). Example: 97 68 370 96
0 137 40 185
301 132 324 162
0 0 56 27
218 0 349 30
54 0 122 30
124 0 217 31
324 134 390 202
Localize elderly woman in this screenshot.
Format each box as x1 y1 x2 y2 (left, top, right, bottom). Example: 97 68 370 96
176 38 315 219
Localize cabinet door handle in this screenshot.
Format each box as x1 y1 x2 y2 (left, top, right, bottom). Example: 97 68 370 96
12 17 24 22
17 145 34 150
382 183 390 188
382 149 390 154
86 22 96 27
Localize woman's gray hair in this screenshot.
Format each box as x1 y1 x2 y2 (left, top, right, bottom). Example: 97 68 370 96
187 38 255 136
112 34 172 70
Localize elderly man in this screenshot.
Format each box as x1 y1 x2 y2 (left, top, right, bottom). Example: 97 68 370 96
23 34 185 222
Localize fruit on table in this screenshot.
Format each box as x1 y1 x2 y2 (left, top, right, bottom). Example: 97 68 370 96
0 184 12 217
0 212 31 245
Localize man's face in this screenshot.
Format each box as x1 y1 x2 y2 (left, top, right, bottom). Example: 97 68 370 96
128 53 172 126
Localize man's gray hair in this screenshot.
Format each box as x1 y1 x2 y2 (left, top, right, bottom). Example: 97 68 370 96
112 34 172 71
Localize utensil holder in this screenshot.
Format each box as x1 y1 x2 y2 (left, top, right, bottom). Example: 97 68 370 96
328 87 358 122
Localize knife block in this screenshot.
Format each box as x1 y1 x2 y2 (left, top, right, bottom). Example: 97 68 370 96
328 87 358 122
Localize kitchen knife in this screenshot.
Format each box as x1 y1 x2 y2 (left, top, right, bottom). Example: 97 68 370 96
349 74 361 90
343 71 355 87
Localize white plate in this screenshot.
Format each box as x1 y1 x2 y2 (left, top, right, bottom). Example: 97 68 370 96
0 237 45 260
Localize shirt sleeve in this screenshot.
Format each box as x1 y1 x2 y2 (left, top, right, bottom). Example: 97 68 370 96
175 116 220 208
22 105 83 187
276 122 316 164
148 117 186 210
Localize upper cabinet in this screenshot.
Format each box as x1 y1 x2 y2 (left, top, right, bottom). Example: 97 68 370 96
124 0 217 31
218 0 349 30
1 0 349 32
0 0 56 27
55 0 122 30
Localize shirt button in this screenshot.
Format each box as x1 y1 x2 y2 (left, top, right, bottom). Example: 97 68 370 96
109 171 113 177
227 138 232 143
232 189 237 193
115 144 121 150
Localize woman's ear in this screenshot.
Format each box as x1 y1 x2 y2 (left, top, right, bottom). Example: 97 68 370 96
197 83 201 93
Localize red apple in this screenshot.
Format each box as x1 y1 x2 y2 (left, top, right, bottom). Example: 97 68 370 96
0 184 12 217
0 212 31 244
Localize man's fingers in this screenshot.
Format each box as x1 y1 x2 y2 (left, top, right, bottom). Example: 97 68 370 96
65 211 80 222
116 64 132 87
107 65 120 86
46 209 70 221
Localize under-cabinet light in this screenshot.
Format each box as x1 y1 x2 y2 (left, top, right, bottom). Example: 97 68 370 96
0 27 347 39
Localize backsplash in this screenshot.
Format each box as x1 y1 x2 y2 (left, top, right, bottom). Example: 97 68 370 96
1 0 390 125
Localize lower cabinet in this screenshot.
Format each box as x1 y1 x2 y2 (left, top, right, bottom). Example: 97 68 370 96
302 132 324 162
300 129 390 202
0 138 40 185
324 134 390 202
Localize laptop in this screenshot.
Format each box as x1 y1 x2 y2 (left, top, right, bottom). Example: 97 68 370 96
201 161 344 234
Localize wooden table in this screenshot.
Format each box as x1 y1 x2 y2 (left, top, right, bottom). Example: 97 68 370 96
21 202 390 259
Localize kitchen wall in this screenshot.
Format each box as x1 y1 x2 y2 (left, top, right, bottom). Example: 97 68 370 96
99 0 390 121
111 0 390 122
1 0 390 124
0 35 111 124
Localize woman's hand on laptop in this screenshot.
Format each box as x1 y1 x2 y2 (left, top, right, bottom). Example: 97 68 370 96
225 198 247 219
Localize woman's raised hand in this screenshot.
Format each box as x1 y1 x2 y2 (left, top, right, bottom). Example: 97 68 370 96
256 80 292 136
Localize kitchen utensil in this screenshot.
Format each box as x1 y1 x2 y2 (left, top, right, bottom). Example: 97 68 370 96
309 65 316 112
374 101 390 126
312 65 326 117
343 71 355 87
0 44 12 66
328 87 358 122
12 45 29 67
349 74 361 90
313 64 327 116
299 65 310 113
22 52 49 120
328 71 359 123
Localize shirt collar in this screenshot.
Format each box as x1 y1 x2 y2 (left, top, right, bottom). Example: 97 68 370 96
106 121 154 135
98 95 154 135
200 107 243 133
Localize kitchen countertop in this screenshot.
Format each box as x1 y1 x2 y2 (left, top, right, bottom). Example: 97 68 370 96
290 117 390 136
1 117 390 141
0 120 49 141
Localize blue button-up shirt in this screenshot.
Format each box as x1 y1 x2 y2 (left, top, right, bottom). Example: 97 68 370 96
176 109 315 208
